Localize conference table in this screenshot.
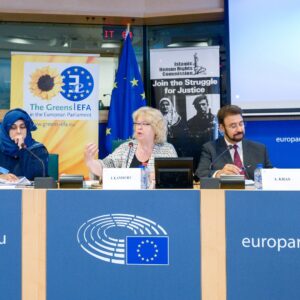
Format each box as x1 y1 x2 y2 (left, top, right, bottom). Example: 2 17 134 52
1 188 299 300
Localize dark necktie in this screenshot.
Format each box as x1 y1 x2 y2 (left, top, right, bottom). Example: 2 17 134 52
233 144 245 175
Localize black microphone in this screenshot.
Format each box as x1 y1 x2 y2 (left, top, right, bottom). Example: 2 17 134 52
241 164 251 180
125 142 134 168
209 145 233 170
21 143 46 177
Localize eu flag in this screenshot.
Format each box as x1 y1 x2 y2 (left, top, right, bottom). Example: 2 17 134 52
126 236 169 265
105 33 146 153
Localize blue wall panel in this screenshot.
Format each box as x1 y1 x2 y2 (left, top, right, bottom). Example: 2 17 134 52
246 120 300 167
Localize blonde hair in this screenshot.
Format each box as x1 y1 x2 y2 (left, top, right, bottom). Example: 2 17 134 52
133 107 167 144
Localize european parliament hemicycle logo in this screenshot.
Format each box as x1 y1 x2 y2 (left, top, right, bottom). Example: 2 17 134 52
77 214 169 266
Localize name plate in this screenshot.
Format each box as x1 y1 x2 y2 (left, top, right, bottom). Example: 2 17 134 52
103 168 141 190
262 169 300 190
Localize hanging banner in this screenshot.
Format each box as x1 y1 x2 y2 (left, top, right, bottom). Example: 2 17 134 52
10 52 100 177
150 47 220 171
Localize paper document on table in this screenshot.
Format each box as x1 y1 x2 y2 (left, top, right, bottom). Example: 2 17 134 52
245 179 254 186
0 176 32 186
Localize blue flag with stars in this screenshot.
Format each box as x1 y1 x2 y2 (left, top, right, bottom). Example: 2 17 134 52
105 33 146 152
126 236 169 265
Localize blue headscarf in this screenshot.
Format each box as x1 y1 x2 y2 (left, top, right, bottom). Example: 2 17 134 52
0 108 37 156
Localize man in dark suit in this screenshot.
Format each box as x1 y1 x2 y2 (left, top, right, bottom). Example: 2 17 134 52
195 105 272 180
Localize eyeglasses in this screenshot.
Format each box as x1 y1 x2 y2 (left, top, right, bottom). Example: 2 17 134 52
134 122 151 127
225 121 245 130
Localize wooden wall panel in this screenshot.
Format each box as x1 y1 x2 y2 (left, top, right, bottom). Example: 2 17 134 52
201 189 226 300
22 189 46 300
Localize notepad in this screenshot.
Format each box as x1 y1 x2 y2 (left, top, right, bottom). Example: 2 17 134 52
0 177 32 186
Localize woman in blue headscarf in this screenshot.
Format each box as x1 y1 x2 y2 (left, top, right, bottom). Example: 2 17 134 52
0 108 48 181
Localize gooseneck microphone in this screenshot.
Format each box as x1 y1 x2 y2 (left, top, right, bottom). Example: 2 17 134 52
21 143 46 177
209 145 234 170
125 142 134 168
241 164 251 180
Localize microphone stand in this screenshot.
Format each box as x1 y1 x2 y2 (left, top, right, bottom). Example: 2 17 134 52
242 165 251 180
22 144 46 177
210 145 233 170
125 142 134 168
22 144 57 188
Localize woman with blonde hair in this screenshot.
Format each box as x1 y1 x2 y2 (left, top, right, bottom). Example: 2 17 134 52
84 106 177 178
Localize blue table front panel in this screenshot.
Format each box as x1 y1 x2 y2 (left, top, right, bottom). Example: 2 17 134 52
0 190 21 300
47 190 201 300
226 191 300 300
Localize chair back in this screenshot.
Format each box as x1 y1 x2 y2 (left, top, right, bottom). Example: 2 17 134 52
48 153 59 180
112 139 130 151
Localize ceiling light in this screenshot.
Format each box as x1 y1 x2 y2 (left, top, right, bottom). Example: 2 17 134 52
7 38 32 45
167 43 181 48
101 43 120 49
195 42 208 47
167 41 208 48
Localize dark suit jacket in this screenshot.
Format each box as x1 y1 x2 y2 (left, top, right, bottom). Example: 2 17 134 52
195 137 273 180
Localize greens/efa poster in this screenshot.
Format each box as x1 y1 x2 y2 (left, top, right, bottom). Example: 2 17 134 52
10 52 100 177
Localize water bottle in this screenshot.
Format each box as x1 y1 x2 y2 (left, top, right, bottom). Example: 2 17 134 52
140 163 150 189
254 163 263 190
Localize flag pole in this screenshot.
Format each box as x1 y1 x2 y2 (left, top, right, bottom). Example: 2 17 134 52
126 23 131 37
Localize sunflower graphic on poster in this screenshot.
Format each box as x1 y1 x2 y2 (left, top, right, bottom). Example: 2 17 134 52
29 66 64 100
